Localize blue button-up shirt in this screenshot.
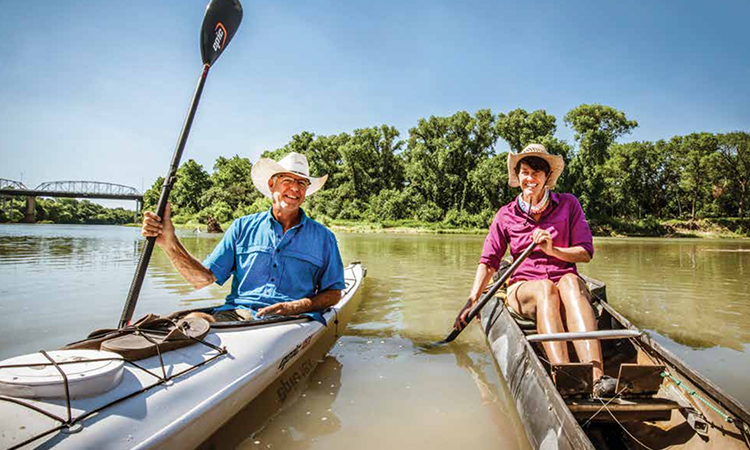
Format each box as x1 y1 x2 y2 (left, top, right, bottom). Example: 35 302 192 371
202 208 345 324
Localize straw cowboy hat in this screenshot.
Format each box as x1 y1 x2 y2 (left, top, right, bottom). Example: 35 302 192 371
251 152 328 199
507 143 565 189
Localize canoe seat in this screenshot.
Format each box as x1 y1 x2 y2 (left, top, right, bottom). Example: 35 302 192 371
553 363 593 397
567 397 680 423
615 363 666 396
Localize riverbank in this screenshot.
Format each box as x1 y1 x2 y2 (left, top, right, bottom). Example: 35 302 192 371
325 217 750 239
121 216 750 238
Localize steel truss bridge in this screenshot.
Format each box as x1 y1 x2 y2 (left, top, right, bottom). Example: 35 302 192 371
0 178 143 222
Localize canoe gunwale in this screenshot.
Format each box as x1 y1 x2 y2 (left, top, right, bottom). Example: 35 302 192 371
598 299 750 429
481 298 596 450
482 274 750 449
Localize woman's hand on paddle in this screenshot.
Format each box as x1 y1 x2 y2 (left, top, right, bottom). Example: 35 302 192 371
454 297 476 331
532 227 554 255
141 202 176 247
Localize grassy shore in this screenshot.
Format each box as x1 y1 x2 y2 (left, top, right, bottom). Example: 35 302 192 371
135 217 750 239
329 217 750 238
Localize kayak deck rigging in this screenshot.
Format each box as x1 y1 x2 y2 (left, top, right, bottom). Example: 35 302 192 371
0 332 226 450
0 263 366 450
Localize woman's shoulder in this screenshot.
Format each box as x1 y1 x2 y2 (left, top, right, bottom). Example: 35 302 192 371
552 192 582 206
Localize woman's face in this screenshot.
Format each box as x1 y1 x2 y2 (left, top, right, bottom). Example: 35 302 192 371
518 162 548 201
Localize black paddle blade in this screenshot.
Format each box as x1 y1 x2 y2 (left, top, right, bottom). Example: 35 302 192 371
200 0 243 66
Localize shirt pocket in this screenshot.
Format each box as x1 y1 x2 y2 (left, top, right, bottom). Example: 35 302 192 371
236 245 273 288
281 250 324 296
546 216 570 247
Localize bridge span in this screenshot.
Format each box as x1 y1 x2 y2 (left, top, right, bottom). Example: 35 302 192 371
0 179 143 222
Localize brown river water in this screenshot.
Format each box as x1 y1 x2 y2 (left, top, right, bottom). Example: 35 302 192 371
1 224 749 449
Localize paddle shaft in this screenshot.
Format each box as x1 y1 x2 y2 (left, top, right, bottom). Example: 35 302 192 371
441 242 537 343
119 64 211 328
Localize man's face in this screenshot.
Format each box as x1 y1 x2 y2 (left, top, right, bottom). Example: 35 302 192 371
269 173 310 211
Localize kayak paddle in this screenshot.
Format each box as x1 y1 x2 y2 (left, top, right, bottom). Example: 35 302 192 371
119 0 243 328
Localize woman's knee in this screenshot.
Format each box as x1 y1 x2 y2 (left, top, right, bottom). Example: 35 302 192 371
536 280 561 309
559 274 589 297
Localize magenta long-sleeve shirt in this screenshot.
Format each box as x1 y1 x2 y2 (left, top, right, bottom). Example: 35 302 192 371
479 192 594 284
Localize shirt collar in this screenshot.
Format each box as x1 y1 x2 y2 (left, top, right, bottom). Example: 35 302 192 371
513 190 560 218
267 207 308 229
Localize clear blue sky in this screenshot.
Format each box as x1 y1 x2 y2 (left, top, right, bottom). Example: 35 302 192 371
1 0 748 206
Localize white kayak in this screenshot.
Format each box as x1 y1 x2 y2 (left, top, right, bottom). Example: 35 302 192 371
0 263 366 450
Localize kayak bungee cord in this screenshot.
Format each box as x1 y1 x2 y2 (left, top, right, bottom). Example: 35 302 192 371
0 335 227 450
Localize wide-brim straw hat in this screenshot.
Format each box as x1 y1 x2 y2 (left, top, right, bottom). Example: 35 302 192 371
251 152 328 199
507 143 565 188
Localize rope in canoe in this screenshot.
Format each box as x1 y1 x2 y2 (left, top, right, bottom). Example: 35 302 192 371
661 371 734 423
535 352 657 449
593 396 656 450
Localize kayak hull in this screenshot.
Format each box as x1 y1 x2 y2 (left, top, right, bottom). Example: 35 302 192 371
0 263 365 450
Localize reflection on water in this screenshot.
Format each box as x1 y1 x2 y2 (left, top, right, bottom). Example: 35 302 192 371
249 335 528 450
1 224 749 448
586 238 750 350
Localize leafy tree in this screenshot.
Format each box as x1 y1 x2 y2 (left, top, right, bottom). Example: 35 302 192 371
403 109 497 214
339 126 405 202
467 153 509 213
172 159 211 215
142 176 164 213
202 155 259 215
714 132 750 217
674 133 719 220
496 108 557 152
602 142 671 218
564 104 638 216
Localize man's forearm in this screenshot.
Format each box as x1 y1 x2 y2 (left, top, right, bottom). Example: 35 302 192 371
161 239 216 289
295 289 342 313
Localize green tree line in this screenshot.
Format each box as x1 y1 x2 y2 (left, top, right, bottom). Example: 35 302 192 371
140 104 749 232
0 198 135 224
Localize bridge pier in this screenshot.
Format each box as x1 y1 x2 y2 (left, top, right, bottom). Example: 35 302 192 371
23 196 36 223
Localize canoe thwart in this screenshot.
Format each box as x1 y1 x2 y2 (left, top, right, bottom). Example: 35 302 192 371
527 329 643 343
616 363 666 396
568 397 681 423
553 363 593 397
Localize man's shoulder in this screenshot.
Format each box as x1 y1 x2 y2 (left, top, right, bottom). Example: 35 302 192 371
237 210 270 224
303 216 336 239
230 211 271 234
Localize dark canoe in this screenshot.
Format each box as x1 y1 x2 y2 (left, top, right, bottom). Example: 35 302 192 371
479 276 750 450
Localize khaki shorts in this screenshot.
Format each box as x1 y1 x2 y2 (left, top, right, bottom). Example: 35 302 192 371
212 308 255 322
505 281 532 322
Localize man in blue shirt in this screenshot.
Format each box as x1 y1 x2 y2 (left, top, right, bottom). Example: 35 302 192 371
141 152 345 322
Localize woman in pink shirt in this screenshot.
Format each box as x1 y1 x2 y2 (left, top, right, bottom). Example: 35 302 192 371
456 143 615 398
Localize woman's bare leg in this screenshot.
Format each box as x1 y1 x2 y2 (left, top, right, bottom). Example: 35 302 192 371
512 280 569 365
557 274 603 380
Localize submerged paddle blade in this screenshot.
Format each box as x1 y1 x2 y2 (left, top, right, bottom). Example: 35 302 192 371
200 0 243 66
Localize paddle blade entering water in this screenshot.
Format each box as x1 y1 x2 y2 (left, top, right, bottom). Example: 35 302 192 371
200 0 243 66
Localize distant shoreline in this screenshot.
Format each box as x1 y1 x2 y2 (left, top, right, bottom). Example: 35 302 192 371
6 217 748 239
180 217 750 239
